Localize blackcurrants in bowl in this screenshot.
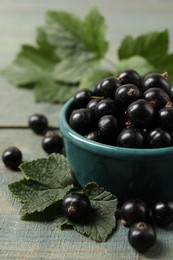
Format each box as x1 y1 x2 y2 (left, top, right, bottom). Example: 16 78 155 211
69 69 173 149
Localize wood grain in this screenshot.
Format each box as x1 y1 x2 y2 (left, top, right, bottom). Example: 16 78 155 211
1 0 173 259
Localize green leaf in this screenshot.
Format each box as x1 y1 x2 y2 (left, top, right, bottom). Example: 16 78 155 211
34 79 78 103
118 30 169 66
155 54 173 82
1 45 58 87
44 7 108 60
53 57 98 84
56 182 118 242
115 55 155 76
78 69 113 89
8 154 74 215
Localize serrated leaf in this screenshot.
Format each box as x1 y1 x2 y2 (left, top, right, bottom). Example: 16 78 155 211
115 55 155 76
53 57 98 84
44 7 108 60
78 69 113 89
34 79 78 103
56 182 118 242
20 153 71 188
8 154 74 215
118 30 169 66
1 45 59 87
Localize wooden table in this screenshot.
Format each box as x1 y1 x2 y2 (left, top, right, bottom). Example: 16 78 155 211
1 1 173 259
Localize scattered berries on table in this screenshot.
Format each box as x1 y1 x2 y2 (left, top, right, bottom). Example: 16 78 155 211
62 192 91 222
42 131 63 154
2 146 22 170
28 113 48 134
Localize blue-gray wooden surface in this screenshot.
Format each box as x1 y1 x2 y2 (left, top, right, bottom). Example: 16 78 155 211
1 1 173 259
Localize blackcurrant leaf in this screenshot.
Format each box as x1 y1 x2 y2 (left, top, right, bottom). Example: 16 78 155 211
56 182 118 242
8 154 74 215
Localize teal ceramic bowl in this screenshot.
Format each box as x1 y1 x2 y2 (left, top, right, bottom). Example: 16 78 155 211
59 98 173 204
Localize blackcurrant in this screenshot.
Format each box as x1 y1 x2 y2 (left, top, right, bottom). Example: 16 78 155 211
147 128 172 148
84 131 99 142
42 131 63 154
2 146 23 170
28 113 48 134
94 77 120 99
128 222 156 252
98 115 119 145
86 98 100 110
62 192 91 222
117 69 141 87
141 72 171 94
115 84 141 107
152 200 173 227
117 128 146 148
157 107 173 131
69 108 95 135
126 99 155 128
120 199 149 226
143 87 170 110
95 98 118 118
74 88 93 108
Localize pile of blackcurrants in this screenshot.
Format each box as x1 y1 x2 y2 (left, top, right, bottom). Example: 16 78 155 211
69 69 173 148
1 113 63 170
120 198 173 252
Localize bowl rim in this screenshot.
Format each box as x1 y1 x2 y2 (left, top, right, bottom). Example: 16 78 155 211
58 98 173 159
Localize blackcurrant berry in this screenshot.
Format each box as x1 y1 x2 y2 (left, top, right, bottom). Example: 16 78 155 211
62 192 91 222
2 146 23 170
152 200 173 227
69 108 95 135
126 99 155 128
117 128 146 148
120 199 149 226
117 69 141 87
142 72 171 94
115 84 141 107
128 222 156 252
84 131 99 142
42 131 63 154
94 77 120 99
98 115 119 145
95 98 118 118
86 98 100 110
157 107 173 131
28 113 48 134
143 87 170 110
147 127 172 148
74 88 93 108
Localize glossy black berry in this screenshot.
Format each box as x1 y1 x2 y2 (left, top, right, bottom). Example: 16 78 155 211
117 128 146 148
120 199 149 226
74 88 93 108
128 222 156 252
152 200 173 227
69 108 95 135
94 77 120 99
28 113 48 134
2 146 22 170
115 84 141 107
147 128 172 148
95 98 118 118
117 69 141 87
157 107 173 131
84 131 99 142
62 192 91 222
86 98 100 110
98 115 119 144
42 132 63 154
142 72 171 94
143 87 170 110
126 99 155 128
